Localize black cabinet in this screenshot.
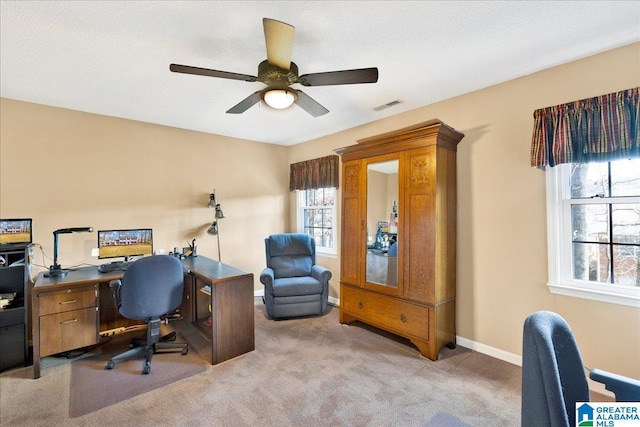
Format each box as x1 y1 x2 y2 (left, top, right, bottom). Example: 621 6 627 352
0 246 29 372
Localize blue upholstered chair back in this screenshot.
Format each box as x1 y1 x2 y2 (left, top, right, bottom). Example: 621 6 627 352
265 233 316 279
521 311 590 427
117 255 184 320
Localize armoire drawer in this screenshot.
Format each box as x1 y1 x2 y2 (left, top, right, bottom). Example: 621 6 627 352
342 285 429 340
38 285 97 316
39 307 98 357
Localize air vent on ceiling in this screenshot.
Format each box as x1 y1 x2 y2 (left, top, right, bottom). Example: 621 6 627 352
373 99 403 112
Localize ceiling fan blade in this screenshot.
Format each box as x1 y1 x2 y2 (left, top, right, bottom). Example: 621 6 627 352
263 18 294 70
294 90 329 117
170 64 257 82
299 67 379 86
226 91 263 114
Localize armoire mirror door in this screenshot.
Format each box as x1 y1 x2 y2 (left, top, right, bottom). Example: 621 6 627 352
365 158 399 289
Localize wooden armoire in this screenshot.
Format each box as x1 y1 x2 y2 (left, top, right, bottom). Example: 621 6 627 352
334 119 464 360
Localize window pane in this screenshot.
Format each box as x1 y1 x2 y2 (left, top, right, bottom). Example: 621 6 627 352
613 245 640 286
299 188 336 250
611 159 640 197
573 242 610 282
325 188 335 206
570 163 609 198
305 190 315 206
571 204 609 243
316 209 323 227
323 209 332 229
612 203 640 244
321 229 332 248
303 209 313 230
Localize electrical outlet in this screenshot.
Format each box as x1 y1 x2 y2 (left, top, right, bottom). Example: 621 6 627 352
91 248 99 257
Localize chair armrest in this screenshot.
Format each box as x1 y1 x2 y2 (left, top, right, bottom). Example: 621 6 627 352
260 268 275 288
590 368 640 402
311 265 332 283
109 279 122 308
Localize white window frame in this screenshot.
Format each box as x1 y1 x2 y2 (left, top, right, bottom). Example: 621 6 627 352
297 188 337 256
546 164 640 308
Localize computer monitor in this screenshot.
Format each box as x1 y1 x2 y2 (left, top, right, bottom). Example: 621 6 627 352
0 219 32 247
97 228 153 262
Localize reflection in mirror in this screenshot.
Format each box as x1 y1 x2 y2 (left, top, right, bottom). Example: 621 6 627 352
366 159 399 288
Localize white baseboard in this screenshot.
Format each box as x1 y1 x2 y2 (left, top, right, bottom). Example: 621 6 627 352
455 336 522 367
253 292 523 367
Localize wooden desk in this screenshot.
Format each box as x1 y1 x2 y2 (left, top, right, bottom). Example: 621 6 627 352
31 256 254 379
179 256 255 365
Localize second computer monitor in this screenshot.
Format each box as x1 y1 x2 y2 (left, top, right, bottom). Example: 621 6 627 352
97 228 153 261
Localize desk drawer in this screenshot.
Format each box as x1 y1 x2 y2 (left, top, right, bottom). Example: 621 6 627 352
38 286 97 316
342 285 429 340
40 307 98 357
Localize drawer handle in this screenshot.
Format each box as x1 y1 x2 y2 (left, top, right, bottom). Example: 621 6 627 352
358 301 363 309
60 299 78 305
400 313 407 323
60 318 78 325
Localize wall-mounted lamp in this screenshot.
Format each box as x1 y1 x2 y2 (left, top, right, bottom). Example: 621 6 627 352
207 190 225 262
263 89 296 110
44 227 93 277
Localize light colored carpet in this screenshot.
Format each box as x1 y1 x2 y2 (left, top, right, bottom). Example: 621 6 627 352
0 298 522 426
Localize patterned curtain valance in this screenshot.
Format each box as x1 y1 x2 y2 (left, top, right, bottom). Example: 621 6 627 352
530 87 640 168
289 155 339 191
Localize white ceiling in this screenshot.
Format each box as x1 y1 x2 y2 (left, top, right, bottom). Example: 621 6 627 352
1 1 639 146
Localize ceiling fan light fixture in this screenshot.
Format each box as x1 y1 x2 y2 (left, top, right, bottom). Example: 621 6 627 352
263 89 296 109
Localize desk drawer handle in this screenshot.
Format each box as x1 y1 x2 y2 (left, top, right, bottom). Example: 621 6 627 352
60 318 78 325
400 313 407 323
60 299 78 305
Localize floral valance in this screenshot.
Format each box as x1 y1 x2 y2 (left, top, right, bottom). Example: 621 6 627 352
289 155 339 191
530 87 639 167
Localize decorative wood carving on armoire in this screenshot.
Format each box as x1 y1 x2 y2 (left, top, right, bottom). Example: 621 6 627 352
334 119 464 360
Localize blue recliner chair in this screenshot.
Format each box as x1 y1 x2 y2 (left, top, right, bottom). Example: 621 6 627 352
260 233 332 319
105 255 188 374
521 311 640 427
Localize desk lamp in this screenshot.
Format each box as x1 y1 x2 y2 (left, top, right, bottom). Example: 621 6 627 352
44 227 93 277
207 190 225 262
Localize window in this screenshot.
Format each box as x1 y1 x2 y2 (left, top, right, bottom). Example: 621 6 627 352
297 188 336 255
546 158 640 307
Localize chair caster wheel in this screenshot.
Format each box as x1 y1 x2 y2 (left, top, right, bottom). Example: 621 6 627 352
106 361 115 370
181 347 188 355
142 363 151 375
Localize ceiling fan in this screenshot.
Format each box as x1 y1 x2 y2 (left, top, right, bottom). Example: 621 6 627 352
170 18 379 117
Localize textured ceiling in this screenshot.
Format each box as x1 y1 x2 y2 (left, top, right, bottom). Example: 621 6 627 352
1 1 639 146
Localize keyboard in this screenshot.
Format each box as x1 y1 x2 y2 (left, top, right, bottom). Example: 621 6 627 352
97 261 132 273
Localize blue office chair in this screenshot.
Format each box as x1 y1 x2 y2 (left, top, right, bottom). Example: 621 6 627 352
521 311 640 427
260 233 331 319
105 255 188 374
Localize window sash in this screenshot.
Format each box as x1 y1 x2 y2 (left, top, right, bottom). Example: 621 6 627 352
546 165 640 307
297 189 337 254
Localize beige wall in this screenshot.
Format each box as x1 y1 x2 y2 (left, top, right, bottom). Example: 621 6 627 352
1 42 639 378
0 99 290 281
288 42 640 378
